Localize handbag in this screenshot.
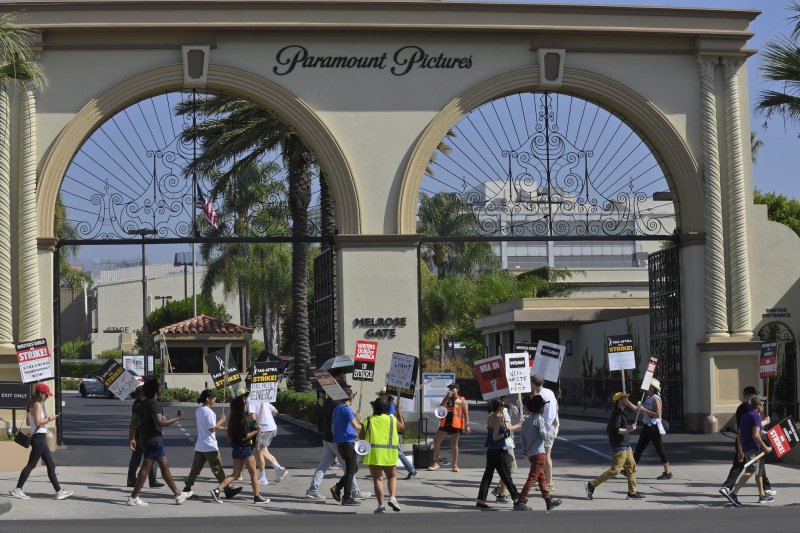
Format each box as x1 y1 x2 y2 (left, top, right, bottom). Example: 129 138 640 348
13 414 32 448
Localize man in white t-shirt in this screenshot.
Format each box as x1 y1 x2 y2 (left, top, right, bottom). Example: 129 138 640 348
532 375 559 491
248 397 288 485
182 389 242 501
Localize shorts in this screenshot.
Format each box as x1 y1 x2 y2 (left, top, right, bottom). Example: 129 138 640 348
503 448 517 472
257 430 277 448
232 446 254 461
545 426 559 449
439 426 462 435
744 449 765 475
144 439 165 460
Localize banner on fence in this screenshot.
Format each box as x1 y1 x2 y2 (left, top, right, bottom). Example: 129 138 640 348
15 339 54 384
760 342 778 378
422 372 456 412
474 356 509 400
607 335 636 371
532 341 566 382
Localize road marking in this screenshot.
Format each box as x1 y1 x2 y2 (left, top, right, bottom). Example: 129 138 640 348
577 444 612 460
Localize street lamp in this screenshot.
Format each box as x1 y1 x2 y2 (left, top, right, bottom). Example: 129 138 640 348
127 227 158 377
155 295 173 308
174 251 192 300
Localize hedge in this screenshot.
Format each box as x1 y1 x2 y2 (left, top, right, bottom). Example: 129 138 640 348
275 390 317 424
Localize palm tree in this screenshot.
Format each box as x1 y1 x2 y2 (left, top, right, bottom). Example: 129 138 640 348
751 131 764 163
755 2 800 125
177 93 322 391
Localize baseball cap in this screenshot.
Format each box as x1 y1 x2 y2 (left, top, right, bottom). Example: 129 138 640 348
612 391 629 403
526 395 550 413
35 383 53 397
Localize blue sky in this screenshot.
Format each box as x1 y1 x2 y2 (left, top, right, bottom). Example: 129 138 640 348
499 0 796 199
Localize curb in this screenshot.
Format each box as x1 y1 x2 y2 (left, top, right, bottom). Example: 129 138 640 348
0 500 11 516
277 413 320 435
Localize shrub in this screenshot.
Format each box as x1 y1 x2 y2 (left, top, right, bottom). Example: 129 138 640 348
158 387 199 403
61 339 91 359
99 348 123 359
275 390 317 424
61 378 81 391
61 361 105 378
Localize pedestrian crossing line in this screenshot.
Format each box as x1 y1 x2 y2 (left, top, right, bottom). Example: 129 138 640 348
577 443 612 460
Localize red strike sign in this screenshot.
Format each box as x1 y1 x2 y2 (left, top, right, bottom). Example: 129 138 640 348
353 340 377 382
766 417 799 459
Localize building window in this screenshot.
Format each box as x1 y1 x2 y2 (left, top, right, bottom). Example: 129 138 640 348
168 347 203 373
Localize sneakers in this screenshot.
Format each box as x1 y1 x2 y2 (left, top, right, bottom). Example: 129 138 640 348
10 488 30 500
586 481 594 500
55 489 73 500
127 496 148 506
275 467 288 483
374 505 386 514
330 485 342 502
719 486 731 497
354 491 372 500
546 497 562 510
175 491 192 504
405 470 418 480
764 489 777 497
476 500 490 509
627 492 645 500
729 493 742 507
758 494 774 504
513 501 530 511
657 472 673 480
305 489 326 501
210 488 223 503
387 496 401 511
427 462 440 471
224 486 243 500
258 475 269 486
491 486 501 498
495 495 512 503
149 481 165 488
254 494 270 503
341 498 361 506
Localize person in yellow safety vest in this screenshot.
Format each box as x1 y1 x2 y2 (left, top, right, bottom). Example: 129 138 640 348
429 382 471 472
360 396 405 513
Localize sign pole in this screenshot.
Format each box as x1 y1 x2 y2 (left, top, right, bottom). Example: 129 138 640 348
517 392 523 422
621 369 626 394
358 381 364 413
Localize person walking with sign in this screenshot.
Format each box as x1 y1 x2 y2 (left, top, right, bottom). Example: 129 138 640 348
10 383 73 501
127 385 162 489
182 389 243 502
632 378 673 480
723 396 774 506
429 382 470 472
127 379 192 506
361 395 404 513
514 395 562 511
475 398 520 508
330 386 363 506
215 395 270 503
586 392 644 501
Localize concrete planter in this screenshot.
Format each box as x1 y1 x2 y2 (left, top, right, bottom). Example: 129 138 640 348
0 441 31 473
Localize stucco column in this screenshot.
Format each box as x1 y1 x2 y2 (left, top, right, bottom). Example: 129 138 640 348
0 89 14 349
18 82 41 341
722 58 752 337
696 56 728 337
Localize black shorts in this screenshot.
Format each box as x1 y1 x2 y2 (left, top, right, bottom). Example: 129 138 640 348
439 426 462 435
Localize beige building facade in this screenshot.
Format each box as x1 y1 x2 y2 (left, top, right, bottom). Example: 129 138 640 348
0 1 796 432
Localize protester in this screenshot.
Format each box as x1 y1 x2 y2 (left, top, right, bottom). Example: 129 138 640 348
127 385 162 488
476 398 519 508
376 387 417 480
531 375 559 491
723 395 774 506
493 395 522 503
719 386 776 501
632 378 673 479
247 395 288 485
429 382 470 472
181 389 242 501
586 392 644 501
127 378 192 506
215 395 269 503
514 395 562 511
10 383 73 500
330 386 363 506
361 395 404 513
306 381 369 501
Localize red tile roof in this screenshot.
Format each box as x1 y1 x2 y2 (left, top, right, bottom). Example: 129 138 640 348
155 314 254 336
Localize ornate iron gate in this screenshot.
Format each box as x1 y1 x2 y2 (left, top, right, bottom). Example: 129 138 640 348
648 245 683 426
313 245 336 368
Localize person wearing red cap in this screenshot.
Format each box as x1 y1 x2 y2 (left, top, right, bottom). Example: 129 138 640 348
10 383 73 500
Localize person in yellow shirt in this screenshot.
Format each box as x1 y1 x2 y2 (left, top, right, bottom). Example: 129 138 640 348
360 396 405 513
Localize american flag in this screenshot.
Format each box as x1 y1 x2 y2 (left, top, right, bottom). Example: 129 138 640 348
195 183 218 228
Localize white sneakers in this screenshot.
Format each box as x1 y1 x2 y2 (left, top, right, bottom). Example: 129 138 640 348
127 496 148 506
10 488 30 500
175 491 192 504
388 496 401 512
55 489 73 500
275 467 288 483
305 489 326 501
259 474 269 486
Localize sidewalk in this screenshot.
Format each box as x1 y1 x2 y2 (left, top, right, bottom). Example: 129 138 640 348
2 456 798 520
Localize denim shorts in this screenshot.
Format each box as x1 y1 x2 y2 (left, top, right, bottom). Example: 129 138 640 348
232 446 254 461
144 439 165 460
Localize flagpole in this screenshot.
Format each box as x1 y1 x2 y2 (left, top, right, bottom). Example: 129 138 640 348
191 89 198 317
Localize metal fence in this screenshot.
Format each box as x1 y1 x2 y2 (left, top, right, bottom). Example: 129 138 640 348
560 377 682 423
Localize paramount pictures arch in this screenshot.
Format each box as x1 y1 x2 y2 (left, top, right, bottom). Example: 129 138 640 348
0 1 797 435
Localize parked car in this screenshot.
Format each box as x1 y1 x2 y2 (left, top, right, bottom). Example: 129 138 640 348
79 369 144 398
